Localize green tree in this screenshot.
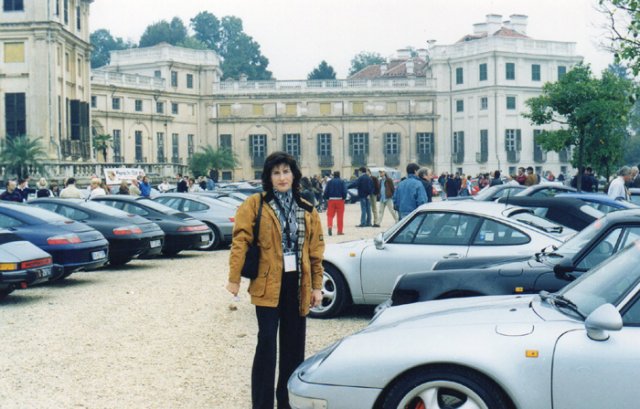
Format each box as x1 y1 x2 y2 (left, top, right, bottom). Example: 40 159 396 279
189 145 237 177
0 136 48 179
600 0 640 74
217 16 272 80
348 51 385 76
139 17 188 47
92 133 112 162
523 64 635 189
190 11 221 50
90 29 132 68
307 61 337 80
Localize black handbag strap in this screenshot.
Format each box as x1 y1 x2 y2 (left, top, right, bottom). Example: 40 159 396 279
252 193 263 243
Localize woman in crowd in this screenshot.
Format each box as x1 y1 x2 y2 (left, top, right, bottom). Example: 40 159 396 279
226 151 324 409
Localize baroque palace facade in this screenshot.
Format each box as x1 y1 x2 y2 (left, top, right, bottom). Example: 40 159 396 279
1 2 581 181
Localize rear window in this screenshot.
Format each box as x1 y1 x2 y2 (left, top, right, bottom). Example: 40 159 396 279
137 198 180 214
5 204 69 222
80 201 132 217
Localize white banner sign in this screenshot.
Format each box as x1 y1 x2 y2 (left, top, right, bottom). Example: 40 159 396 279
104 168 145 185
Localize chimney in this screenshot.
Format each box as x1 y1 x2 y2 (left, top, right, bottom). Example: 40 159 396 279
397 48 411 60
473 22 488 35
406 60 414 75
485 14 502 35
509 14 528 35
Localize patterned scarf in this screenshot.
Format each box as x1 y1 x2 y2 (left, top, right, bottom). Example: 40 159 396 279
269 190 307 273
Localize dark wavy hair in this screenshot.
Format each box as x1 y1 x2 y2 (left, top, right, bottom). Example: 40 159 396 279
261 151 302 194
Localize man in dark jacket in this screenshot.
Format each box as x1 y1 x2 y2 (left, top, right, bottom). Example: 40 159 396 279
418 167 433 203
351 166 374 227
323 171 347 235
0 180 23 202
445 173 459 199
490 170 503 186
176 173 188 193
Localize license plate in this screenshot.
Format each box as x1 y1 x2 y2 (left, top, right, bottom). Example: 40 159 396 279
37 267 52 278
150 239 161 248
92 250 106 260
200 234 210 242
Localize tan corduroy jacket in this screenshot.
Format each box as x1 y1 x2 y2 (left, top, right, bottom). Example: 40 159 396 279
228 192 325 316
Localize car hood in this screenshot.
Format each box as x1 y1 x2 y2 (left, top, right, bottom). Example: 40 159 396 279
0 240 51 262
369 295 542 331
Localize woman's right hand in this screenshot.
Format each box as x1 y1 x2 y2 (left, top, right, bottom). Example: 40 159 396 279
226 281 240 296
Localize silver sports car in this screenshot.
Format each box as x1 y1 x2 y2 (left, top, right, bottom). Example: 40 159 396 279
312 201 573 318
290 240 640 409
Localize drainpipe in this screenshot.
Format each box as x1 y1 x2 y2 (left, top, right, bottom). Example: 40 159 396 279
493 51 501 173
47 0 61 162
447 58 453 173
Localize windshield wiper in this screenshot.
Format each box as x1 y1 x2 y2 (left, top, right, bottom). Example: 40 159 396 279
539 290 585 319
517 219 563 234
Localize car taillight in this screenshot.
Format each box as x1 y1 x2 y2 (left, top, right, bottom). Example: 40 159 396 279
113 226 143 235
47 234 82 245
229 217 235 222
21 257 52 269
0 263 18 271
177 225 209 232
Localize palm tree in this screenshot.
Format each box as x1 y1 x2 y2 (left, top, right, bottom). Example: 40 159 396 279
189 145 237 177
0 135 48 179
93 133 112 162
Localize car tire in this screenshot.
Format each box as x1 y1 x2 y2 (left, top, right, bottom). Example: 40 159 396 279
0 288 14 300
381 366 512 409
199 224 221 251
309 264 350 319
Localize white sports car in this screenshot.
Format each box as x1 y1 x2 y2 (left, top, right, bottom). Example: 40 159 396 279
290 240 640 409
312 201 573 318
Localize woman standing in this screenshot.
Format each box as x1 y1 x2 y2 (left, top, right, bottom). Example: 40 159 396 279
226 151 324 409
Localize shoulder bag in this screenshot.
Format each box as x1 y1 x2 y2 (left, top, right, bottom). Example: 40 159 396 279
241 193 263 279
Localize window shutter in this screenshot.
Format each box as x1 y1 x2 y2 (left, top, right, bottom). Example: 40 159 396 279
365 133 370 154
317 134 322 156
516 129 522 151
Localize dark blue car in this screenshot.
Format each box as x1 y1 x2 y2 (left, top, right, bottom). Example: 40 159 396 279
556 192 639 214
0 202 109 279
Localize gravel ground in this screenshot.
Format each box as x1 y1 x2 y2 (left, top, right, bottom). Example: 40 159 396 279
0 202 396 408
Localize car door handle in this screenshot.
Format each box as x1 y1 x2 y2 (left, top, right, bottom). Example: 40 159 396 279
443 253 461 259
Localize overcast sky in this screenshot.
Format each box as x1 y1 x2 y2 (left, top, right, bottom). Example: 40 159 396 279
90 0 613 80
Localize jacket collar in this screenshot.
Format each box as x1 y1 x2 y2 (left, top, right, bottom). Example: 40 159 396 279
263 190 313 212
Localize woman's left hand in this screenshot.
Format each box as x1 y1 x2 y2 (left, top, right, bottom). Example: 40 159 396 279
311 289 323 308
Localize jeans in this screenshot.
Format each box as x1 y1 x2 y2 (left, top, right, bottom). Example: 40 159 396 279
359 197 371 226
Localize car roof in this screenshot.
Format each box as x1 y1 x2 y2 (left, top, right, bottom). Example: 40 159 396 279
416 200 526 218
556 192 638 208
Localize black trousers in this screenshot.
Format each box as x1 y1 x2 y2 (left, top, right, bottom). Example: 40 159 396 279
252 271 306 409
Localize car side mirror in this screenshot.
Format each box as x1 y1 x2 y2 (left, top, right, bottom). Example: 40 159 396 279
585 303 622 341
553 258 576 280
374 232 385 250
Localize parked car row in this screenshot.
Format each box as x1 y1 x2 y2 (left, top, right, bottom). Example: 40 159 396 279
0 192 239 299
290 191 640 409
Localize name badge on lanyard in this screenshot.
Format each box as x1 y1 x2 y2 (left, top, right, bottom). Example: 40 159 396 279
284 252 297 272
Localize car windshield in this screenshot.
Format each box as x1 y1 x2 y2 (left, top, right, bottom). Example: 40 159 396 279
137 198 180 214
554 217 608 258
559 241 640 316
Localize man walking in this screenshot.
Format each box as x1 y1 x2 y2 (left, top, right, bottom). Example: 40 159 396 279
352 166 374 227
323 171 347 235
393 163 427 219
378 169 398 224
368 168 381 227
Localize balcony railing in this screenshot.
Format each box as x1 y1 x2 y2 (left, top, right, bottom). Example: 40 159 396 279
384 153 400 167
418 152 433 165
213 78 436 95
318 155 334 167
251 154 266 168
506 150 520 163
452 151 464 164
476 151 488 163
351 153 368 167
